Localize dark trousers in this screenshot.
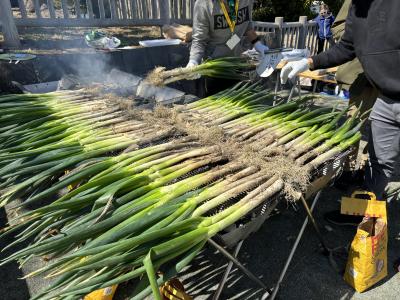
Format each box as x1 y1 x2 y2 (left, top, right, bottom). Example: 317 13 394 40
364 97 400 199
317 37 335 54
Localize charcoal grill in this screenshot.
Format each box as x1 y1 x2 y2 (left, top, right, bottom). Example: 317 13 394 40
20 79 353 299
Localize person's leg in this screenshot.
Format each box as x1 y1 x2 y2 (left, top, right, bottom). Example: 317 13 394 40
325 97 398 226
327 37 335 47
317 38 325 54
342 86 377 172
364 98 400 200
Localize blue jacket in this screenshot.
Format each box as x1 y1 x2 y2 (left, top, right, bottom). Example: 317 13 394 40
314 14 335 39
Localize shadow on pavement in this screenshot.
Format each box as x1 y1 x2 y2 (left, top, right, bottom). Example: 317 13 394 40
0 207 30 300
177 186 400 300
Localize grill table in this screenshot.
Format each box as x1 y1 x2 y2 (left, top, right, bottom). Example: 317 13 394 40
2 81 351 299
209 150 351 300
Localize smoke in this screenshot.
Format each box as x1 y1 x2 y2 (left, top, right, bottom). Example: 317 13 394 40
72 53 112 83
58 51 186 103
58 53 141 94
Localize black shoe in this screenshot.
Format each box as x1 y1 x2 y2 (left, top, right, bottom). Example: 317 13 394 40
324 210 364 226
394 258 400 273
334 170 364 190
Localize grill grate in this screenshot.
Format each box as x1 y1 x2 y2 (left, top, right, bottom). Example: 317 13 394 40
214 150 352 248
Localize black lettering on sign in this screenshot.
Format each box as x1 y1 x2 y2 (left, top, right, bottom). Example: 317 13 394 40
214 6 250 30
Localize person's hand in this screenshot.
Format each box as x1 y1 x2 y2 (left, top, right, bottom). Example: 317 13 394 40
186 60 201 79
186 60 198 68
280 58 311 84
253 41 269 58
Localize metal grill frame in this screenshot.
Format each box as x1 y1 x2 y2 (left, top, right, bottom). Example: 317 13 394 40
215 149 352 248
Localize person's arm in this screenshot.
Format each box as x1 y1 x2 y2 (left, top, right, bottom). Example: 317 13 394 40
281 6 356 84
311 6 356 69
189 1 210 65
246 29 258 43
246 28 269 55
245 17 269 55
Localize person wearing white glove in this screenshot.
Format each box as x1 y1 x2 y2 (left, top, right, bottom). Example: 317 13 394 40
186 60 201 79
186 60 198 68
280 58 313 84
188 0 261 96
278 1 400 214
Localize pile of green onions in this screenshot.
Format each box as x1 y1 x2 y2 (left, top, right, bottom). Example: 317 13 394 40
146 57 255 86
0 84 362 300
0 91 176 207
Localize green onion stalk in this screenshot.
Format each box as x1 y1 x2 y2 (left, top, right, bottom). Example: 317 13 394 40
179 81 255 112
287 108 348 158
220 96 311 133
295 109 363 166
15 171 282 300
242 110 340 146
4 157 237 254
2 146 221 249
178 82 273 125
229 107 312 140
146 57 255 86
1 144 213 243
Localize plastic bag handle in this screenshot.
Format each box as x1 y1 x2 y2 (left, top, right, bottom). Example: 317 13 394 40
351 191 377 201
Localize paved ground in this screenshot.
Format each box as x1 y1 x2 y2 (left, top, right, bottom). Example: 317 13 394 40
1 26 162 54
177 185 400 300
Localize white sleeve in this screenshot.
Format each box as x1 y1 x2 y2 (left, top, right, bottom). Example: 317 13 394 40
189 1 210 63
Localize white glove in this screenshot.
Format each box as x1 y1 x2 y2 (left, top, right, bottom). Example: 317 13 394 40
280 58 310 84
186 59 198 68
186 59 201 79
253 41 269 57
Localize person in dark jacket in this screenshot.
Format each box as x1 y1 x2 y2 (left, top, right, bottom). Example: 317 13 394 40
280 0 400 202
314 4 335 53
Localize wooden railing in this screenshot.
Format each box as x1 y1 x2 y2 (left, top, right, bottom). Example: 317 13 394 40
1 1 329 55
254 16 331 55
9 0 195 26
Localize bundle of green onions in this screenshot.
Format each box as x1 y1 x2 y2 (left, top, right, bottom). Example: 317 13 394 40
0 91 177 208
146 57 255 86
177 82 362 174
0 84 363 300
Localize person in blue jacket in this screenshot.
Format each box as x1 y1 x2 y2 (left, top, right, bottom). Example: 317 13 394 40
315 4 335 53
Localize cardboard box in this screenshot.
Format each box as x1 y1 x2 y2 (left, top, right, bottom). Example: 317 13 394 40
162 23 193 43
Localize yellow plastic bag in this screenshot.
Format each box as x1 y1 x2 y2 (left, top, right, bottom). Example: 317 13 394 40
84 285 118 300
342 191 388 292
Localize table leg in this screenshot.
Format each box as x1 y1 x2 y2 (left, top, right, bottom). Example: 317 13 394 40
312 79 318 94
213 240 244 300
274 70 281 103
208 239 268 291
